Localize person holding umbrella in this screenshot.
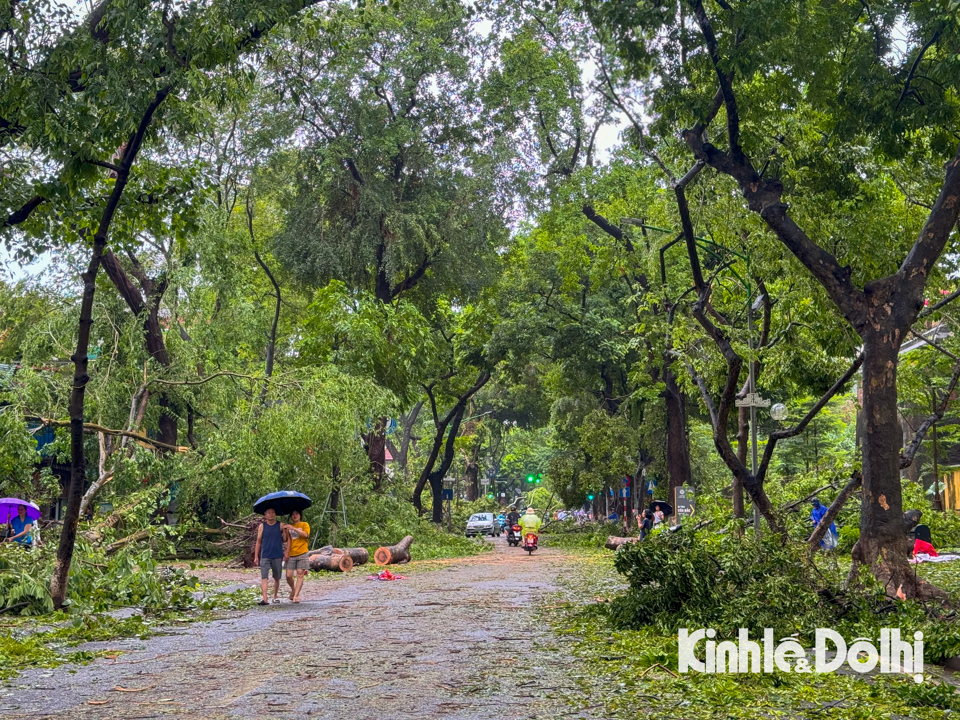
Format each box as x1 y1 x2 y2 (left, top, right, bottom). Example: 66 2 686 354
252 491 312 606
254 508 289 605
1 499 40 549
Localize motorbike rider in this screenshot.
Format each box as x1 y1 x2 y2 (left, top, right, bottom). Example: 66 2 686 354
506 506 521 527
519 507 542 536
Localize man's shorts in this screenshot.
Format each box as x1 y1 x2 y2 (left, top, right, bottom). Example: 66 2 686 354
287 553 310 571
260 556 283 580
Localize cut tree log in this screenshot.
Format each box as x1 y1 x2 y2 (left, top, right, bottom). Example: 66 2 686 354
605 536 638 551
374 535 414 565
309 552 354 572
337 547 369 566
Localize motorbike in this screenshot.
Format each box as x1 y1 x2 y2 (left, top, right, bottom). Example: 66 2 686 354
522 531 539 555
506 523 521 547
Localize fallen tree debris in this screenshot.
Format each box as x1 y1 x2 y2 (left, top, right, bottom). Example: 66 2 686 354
374 535 414 565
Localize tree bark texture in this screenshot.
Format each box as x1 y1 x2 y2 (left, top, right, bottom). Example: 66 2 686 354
367 416 387 491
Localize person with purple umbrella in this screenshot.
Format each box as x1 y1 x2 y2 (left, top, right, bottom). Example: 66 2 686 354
7 504 34 548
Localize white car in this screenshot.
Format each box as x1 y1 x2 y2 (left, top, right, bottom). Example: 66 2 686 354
465 513 500 537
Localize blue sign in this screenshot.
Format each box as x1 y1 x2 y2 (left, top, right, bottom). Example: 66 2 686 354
441 488 453 501
620 488 630 498
621 475 631 487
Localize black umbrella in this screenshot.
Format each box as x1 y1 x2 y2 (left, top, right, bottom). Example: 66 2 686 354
649 500 673 516
254 490 312 516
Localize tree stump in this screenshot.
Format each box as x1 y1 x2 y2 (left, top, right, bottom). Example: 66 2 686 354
605 536 638 551
309 552 354 572
374 535 414 565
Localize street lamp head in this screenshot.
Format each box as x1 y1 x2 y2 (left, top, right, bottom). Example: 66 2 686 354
751 294 766 313
770 403 788 421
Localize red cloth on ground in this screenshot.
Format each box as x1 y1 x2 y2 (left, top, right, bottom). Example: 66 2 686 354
913 539 938 557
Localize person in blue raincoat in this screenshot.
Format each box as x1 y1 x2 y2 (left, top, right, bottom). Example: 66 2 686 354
810 498 838 549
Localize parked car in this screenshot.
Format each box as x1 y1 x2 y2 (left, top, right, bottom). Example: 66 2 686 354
465 512 500 537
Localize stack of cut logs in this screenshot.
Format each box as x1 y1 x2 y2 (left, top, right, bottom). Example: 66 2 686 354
306 546 368 572
307 535 415 572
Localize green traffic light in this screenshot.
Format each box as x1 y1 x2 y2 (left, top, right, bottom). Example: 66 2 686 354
526 475 534 483
587 494 594 501
487 494 493 499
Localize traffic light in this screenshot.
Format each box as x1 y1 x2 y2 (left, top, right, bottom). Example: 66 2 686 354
587 493 595 501
487 493 494 499
535 473 542 484
526 474 534 483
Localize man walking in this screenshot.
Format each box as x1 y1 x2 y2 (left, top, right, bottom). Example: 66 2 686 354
253 507 288 605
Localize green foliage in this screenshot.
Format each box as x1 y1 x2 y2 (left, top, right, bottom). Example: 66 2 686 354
837 524 860 554
609 529 857 641
0 404 53 504
336 493 491 561
541 518 618 548
0 539 202 616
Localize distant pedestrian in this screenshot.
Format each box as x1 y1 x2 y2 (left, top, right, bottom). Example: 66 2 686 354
282 510 310 604
639 510 653 540
810 498 838 550
253 508 288 605
652 504 665 526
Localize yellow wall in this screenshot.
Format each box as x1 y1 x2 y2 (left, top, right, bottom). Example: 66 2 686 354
940 469 960 511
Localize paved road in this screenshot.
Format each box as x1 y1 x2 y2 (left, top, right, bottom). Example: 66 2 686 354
1 539 598 720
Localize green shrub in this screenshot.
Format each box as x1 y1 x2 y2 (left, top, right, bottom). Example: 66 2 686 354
540 518 618 548
608 527 853 641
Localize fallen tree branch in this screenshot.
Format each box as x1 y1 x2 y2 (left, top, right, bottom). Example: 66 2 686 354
808 471 862 552
38 417 189 453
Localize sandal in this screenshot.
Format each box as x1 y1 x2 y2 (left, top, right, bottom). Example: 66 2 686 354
272 598 280 604
257 600 269 606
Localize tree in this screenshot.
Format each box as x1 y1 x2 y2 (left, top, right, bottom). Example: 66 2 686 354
1 0 333 609
261 0 510 485
588 0 960 596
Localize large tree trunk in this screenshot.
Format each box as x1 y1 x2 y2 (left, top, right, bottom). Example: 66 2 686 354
853 332 915 596
464 448 480 502
664 367 691 500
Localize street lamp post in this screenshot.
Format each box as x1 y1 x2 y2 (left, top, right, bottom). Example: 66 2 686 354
738 294 770 537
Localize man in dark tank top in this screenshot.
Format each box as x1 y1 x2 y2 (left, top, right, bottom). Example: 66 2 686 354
254 508 289 605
